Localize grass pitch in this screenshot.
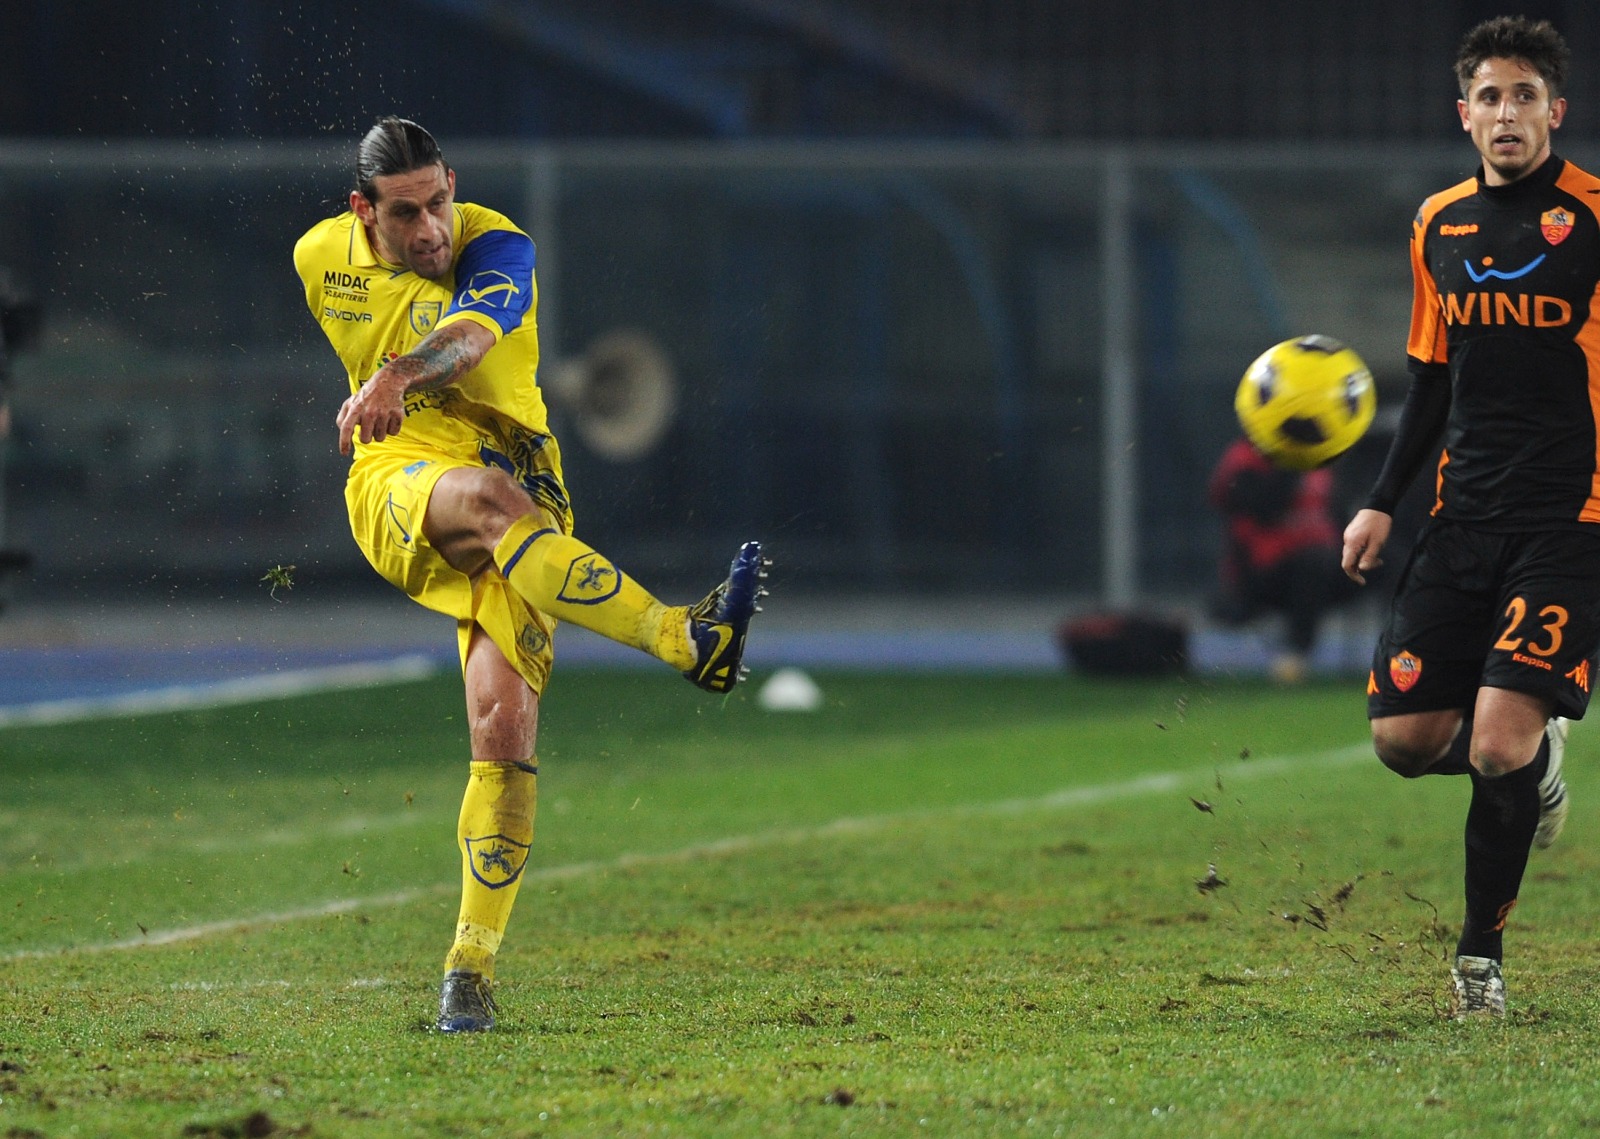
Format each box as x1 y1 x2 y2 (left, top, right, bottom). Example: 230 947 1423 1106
2 670 1598 1137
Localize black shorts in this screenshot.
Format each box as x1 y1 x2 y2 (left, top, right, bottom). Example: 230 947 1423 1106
1367 519 1600 721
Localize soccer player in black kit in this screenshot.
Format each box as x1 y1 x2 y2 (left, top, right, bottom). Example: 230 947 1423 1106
1342 16 1600 1017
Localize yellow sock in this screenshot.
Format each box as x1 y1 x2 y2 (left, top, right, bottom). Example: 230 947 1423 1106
444 761 537 980
493 516 694 669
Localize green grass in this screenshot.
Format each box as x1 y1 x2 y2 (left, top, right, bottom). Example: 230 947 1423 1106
2 670 1598 1137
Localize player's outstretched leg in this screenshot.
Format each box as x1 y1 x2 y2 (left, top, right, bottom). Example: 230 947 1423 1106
682 541 769 693
1535 716 1570 849
489 513 768 690
492 520 698 667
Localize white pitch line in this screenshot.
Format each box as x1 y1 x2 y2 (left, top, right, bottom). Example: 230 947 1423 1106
0 655 442 727
0 740 1376 962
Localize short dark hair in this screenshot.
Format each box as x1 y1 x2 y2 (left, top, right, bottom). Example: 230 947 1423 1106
1454 16 1570 100
355 117 447 202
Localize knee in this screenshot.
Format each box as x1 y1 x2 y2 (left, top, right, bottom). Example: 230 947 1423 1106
467 690 537 760
466 468 535 535
1375 745 1434 779
1372 727 1446 779
469 694 513 741
1469 740 1530 780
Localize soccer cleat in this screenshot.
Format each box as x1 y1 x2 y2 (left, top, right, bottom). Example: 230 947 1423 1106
1449 955 1505 1019
1535 717 1570 850
682 541 767 694
436 969 496 1033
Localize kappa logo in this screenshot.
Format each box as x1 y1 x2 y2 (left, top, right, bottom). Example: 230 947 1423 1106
1389 650 1423 693
1439 223 1479 236
464 834 531 889
557 552 623 605
457 270 521 309
1541 207 1574 246
1567 658 1592 694
1490 898 1518 932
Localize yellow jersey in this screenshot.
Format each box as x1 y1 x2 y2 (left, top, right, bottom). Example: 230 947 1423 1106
293 202 558 479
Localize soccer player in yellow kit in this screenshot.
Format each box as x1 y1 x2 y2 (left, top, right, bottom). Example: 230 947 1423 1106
294 117 766 1032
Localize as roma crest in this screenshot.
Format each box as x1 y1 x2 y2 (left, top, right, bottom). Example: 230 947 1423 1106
1541 207 1574 246
1389 650 1423 693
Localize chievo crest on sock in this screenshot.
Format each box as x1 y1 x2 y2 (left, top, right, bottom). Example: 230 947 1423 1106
464 834 532 889
557 551 623 605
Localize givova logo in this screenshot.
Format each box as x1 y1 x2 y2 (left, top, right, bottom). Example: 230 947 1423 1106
458 270 520 309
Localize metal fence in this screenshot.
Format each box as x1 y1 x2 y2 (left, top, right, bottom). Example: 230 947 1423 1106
0 139 1556 606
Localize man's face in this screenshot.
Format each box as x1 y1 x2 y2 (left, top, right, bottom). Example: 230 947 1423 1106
1458 56 1566 186
350 163 456 280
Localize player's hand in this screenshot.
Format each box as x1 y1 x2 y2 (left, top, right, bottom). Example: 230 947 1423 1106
1341 508 1392 585
336 370 407 456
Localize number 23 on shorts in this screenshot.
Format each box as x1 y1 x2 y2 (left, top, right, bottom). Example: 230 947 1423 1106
1494 596 1567 658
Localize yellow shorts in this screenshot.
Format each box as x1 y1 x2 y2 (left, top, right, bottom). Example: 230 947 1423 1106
345 434 574 696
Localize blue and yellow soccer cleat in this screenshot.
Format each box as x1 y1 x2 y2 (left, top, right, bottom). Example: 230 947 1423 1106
683 541 768 694
436 969 496 1033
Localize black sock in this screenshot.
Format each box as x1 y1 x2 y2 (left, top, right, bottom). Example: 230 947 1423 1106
1431 717 1474 776
1457 738 1549 962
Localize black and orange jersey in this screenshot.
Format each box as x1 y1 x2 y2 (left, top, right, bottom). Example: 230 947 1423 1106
1405 154 1600 529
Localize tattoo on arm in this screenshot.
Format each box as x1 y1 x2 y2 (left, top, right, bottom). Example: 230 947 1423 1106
386 323 488 392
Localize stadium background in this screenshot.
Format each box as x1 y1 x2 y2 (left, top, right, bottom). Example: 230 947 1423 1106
0 0 1593 660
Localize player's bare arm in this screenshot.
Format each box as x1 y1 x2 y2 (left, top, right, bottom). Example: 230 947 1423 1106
1341 507 1392 584
336 319 497 455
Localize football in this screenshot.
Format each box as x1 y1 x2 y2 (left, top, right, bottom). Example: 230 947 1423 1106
1234 334 1376 470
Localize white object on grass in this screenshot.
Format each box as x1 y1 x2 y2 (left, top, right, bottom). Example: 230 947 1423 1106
757 666 823 712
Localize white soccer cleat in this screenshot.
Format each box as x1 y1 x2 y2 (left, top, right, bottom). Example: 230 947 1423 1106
1449 955 1505 1019
1535 716 1570 850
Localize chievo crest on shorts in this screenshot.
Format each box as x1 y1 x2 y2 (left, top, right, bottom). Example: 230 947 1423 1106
1389 650 1423 693
465 834 531 889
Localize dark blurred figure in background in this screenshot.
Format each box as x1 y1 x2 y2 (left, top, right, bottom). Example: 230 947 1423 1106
0 268 40 613
1208 435 1363 682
